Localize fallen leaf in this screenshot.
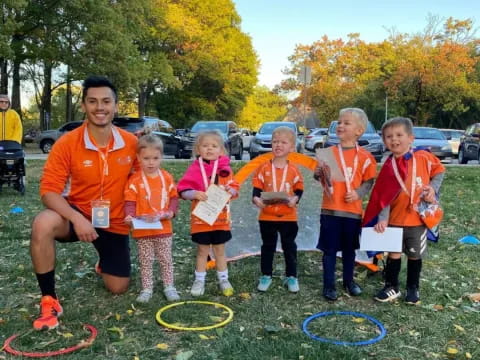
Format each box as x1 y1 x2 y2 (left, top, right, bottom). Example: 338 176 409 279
352 317 365 323
466 352 472 359
199 334 210 340
156 343 169 350
433 304 444 311
209 316 223 322
133 357 140 360
115 313 121 321
62 332 74 338
239 326 245 332
454 324 465 332
239 292 251 299
468 293 480 302
447 348 458 355
127 309 134 315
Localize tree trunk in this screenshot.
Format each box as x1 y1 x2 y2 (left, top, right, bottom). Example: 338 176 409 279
65 65 72 122
138 84 147 117
41 61 53 130
0 58 7 94
11 57 21 115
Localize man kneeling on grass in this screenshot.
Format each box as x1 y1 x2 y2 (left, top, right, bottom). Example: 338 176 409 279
29 76 138 330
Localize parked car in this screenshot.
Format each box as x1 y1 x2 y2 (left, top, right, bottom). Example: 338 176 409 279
179 121 243 159
37 121 83 153
458 123 480 164
112 116 183 158
240 129 254 150
249 121 303 159
325 121 384 162
439 129 464 158
412 127 452 160
304 128 328 152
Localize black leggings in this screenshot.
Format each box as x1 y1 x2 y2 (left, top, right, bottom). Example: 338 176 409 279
259 221 298 277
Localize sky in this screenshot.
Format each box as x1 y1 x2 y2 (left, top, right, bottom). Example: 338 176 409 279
233 0 478 88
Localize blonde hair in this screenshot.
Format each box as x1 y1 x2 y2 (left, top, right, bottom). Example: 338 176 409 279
339 108 368 131
137 134 164 154
381 117 414 137
272 126 296 144
193 130 227 157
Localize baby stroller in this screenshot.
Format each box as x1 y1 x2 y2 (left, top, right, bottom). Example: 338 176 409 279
0 140 25 194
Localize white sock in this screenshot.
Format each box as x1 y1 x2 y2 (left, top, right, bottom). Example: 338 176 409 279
195 271 206 282
217 269 229 281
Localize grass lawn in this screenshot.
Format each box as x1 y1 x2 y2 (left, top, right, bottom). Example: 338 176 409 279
0 160 479 360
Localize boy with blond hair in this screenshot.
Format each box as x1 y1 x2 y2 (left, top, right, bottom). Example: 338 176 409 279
315 108 377 301
252 126 304 293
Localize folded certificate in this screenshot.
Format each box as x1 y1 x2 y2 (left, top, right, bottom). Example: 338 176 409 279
193 184 232 226
132 218 163 230
360 227 403 252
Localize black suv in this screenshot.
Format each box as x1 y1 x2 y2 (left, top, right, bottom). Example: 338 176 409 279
112 116 183 158
325 120 384 162
458 123 480 164
180 121 243 159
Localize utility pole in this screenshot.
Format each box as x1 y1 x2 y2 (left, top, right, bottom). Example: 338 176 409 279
385 93 388 123
298 65 311 130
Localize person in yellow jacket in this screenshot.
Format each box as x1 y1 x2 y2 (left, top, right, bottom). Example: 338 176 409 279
0 94 23 144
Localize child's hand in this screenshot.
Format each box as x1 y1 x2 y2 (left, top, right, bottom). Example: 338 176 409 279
194 191 208 201
124 215 133 226
422 185 436 203
158 211 173 220
287 196 298 208
253 196 265 209
374 220 388 233
223 185 237 197
344 190 359 203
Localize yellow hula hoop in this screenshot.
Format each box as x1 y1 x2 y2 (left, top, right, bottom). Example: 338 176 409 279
156 301 234 331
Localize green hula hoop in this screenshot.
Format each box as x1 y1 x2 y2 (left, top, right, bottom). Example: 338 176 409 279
156 301 234 331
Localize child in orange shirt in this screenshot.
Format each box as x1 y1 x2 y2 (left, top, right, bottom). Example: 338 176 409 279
315 108 377 301
177 131 239 297
124 134 180 303
252 126 304 293
365 117 445 304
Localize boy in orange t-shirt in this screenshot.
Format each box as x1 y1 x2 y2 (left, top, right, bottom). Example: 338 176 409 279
252 126 304 293
124 134 180 303
367 117 445 305
314 108 377 301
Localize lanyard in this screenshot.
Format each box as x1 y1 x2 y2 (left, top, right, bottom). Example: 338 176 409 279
97 145 110 200
337 144 359 193
271 161 288 192
391 151 417 205
141 170 167 212
199 157 218 191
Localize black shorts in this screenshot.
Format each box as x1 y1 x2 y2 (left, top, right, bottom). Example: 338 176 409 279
317 214 361 254
56 225 131 277
192 230 232 245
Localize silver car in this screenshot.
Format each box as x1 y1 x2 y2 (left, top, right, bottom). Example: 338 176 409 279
413 127 452 160
304 128 328 152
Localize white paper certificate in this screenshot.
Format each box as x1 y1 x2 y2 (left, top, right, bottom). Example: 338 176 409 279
193 184 232 226
132 218 163 230
360 227 403 252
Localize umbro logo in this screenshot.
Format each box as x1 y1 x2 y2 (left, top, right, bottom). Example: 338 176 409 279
83 160 93 167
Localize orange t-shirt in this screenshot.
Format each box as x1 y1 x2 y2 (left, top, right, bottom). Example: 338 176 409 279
321 146 377 215
124 169 178 238
388 150 445 226
252 160 304 222
189 174 240 234
40 122 138 234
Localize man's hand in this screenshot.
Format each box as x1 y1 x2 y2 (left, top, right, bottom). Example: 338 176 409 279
72 214 99 242
374 220 388 233
344 190 359 203
194 191 208 201
253 196 265 209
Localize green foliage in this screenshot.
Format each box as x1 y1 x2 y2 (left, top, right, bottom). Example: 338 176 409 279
238 86 288 130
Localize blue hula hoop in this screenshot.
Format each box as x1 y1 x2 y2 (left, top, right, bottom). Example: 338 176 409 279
302 311 386 346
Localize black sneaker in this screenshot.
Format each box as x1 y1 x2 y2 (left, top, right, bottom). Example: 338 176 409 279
374 286 401 302
323 287 337 301
344 281 362 296
405 287 420 305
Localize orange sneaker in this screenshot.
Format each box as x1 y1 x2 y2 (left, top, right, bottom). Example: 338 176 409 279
33 295 63 330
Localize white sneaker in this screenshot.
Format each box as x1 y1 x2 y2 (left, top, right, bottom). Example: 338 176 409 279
190 280 205 297
218 279 234 297
164 285 180 302
136 289 153 303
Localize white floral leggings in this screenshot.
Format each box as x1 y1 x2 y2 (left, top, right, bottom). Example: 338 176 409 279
136 235 174 290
